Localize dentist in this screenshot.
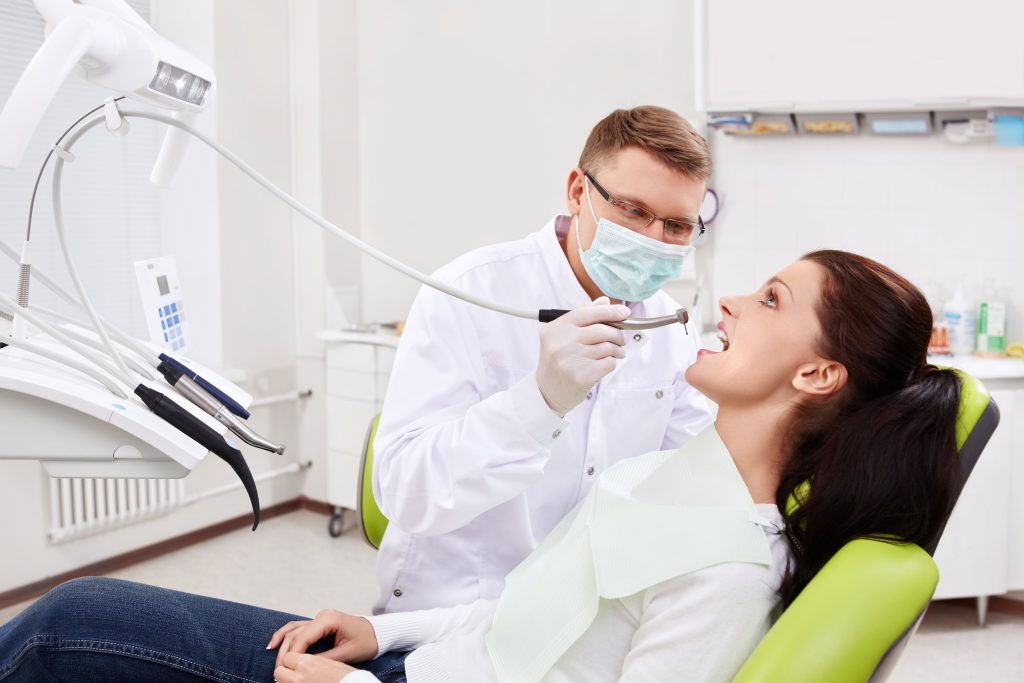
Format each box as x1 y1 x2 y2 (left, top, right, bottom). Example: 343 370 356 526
372 106 715 614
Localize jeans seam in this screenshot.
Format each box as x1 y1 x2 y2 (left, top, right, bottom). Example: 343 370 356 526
0 634 262 683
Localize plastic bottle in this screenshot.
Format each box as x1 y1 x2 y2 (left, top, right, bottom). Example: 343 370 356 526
943 284 977 356
976 282 1007 357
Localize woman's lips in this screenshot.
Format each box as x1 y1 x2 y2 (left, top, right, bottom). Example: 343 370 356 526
697 348 720 357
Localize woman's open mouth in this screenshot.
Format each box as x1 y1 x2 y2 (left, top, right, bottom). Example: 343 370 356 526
716 321 730 351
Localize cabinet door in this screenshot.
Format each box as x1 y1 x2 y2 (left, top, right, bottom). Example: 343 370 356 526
933 389 1012 599
698 0 1024 112
1008 390 1024 590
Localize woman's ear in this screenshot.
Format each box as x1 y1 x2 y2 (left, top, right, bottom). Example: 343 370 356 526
792 360 848 398
565 168 585 215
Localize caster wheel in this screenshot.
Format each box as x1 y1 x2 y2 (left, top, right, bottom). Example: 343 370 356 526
328 508 345 538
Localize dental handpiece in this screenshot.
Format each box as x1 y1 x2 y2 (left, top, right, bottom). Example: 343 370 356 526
157 362 286 455
538 307 690 334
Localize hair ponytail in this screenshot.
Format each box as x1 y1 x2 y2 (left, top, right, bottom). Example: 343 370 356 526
776 251 963 610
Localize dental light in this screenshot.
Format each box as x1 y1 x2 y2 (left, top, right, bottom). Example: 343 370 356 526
0 0 211 184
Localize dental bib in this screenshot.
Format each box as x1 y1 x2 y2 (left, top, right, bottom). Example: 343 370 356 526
485 426 773 683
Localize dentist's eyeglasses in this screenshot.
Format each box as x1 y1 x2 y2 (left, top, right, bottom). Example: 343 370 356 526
585 171 706 246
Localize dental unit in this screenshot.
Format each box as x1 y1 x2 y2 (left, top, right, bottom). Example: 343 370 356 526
0 0 691 531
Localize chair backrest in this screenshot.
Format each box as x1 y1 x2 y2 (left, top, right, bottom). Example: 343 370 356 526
356 414 388 549
731 370 1000 683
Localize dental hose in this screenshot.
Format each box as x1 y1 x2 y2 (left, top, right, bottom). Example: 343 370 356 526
50 108 689 331
7 104 693 529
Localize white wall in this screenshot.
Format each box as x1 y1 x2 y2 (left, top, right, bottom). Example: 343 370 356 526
354 0 700 322
707 133 1024 342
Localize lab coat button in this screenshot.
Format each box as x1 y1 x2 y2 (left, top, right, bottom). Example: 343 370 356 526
552 429 562 439
587 466 595 476
655 390 664 399
393 588 403 597
586 392 593 400
633 333 643 342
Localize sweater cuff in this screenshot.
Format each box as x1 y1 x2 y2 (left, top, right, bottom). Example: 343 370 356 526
341 671 381 683
504 374 569 446
365 611 427 657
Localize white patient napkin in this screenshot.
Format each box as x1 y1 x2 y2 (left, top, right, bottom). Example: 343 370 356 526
485 426 773 683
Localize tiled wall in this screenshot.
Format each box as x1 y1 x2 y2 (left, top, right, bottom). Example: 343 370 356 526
708 132 1024 342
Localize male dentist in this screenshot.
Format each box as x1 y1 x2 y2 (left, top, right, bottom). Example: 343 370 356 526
372 106 714 613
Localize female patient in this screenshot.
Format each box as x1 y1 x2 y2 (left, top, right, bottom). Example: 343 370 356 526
0 250 961 683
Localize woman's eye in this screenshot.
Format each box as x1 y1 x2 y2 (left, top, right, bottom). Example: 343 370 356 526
758 288 777 308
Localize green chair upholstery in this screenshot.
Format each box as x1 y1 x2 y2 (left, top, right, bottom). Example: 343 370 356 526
356 414 388 549
732 370 1000 683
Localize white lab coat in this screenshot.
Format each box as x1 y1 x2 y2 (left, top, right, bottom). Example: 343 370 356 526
371 215 714 614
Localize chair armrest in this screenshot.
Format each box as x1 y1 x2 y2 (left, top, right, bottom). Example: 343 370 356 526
732 539 937 683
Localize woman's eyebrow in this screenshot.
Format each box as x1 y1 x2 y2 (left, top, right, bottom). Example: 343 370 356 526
767 276 794 302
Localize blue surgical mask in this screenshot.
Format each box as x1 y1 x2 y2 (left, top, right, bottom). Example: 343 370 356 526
575 178 694 301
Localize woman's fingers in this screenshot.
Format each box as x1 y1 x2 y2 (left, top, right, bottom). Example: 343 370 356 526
276 653 356 682
276 619 334 668
272 664 297 683
268 620 307 649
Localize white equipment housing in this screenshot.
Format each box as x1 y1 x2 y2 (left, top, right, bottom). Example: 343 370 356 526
0 324 251 479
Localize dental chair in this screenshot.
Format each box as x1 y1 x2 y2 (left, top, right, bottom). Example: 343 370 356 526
356 414 387 549
356 371 999 682
732 369 999 682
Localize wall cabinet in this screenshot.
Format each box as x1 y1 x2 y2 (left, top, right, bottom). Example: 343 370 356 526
696 0 1024 113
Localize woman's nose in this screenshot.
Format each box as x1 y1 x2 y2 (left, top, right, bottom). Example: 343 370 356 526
719 296 738 319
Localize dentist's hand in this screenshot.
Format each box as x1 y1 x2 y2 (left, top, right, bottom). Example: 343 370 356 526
535 297 629 416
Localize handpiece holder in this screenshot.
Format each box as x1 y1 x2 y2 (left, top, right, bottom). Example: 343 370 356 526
134 384 260 530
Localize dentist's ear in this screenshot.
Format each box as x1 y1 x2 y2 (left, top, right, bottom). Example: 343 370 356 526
792 360 848 398
565 167 586 215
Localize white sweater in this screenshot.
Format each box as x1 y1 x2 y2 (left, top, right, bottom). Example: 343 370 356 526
345 503 788 683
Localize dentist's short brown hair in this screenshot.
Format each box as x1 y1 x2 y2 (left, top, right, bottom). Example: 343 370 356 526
579 105 712 180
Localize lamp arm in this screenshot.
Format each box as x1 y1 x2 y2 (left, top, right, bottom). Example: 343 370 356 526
0 15 102 169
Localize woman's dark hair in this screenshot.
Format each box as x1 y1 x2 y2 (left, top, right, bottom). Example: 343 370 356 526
776 250 962 610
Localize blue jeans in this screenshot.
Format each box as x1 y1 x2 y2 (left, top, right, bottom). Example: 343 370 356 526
0 577 409 683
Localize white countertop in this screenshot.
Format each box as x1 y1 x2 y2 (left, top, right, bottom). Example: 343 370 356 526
318 329 401 347
927 355 1024 380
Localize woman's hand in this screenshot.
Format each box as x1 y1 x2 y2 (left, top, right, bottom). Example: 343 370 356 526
268 609 379 669
274 652 357 683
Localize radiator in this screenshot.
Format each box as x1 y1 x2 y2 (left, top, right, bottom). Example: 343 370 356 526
46 460 312 544
48 477 186 544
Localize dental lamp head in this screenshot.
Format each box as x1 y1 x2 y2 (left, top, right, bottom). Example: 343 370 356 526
0 0 215 185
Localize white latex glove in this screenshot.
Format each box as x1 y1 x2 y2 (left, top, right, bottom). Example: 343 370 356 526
535 297 630 417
